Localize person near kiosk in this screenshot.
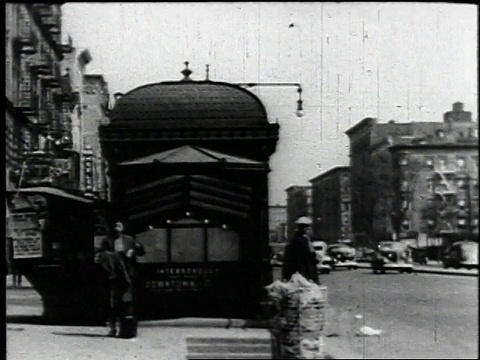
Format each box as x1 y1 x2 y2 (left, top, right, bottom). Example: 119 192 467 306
95 221 145 338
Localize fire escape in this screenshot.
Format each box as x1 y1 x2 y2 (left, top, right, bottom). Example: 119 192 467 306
13 4 76 191
427 161 476 240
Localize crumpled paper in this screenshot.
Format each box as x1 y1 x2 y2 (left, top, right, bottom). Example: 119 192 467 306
356 325 383 336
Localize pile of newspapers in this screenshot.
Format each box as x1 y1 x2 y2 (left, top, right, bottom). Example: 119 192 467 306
265 273 328 359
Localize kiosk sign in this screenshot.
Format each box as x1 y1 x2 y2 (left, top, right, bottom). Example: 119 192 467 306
8 213 43 259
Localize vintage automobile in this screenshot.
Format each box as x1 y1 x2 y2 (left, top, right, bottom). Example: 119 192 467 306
327 243 358 270
408 246 428 265
371 248 414 274
355 247 376 263
312 241 334 274
270 251 285 267
269 242 333 274
442 241 478 270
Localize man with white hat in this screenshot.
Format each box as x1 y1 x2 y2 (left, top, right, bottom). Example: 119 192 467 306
282 216 319 284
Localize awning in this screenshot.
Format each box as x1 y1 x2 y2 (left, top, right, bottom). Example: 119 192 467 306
119 145 267 170
6 187 93 204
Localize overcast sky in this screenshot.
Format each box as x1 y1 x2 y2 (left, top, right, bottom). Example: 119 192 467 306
61 2 478 205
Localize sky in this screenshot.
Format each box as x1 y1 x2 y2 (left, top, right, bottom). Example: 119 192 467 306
61 2 478 205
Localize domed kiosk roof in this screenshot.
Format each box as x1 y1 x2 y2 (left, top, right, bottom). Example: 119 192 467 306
108 64 268 127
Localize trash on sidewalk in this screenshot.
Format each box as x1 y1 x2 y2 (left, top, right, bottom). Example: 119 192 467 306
355 325 382 337
266 272 328 359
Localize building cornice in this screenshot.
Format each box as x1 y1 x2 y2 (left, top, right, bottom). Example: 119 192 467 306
388 142 478 152
345 117 376 137
309 166 350 184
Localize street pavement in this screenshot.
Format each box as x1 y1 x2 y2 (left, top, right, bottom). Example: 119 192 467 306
319 269 478 359
355 260 479 276
6 266 478 359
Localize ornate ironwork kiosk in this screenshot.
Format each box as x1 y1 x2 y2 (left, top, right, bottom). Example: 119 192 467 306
98 65 280 319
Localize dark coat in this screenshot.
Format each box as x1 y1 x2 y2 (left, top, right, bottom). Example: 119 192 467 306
282 231 319 284
95 234 145 278
95 234 145 310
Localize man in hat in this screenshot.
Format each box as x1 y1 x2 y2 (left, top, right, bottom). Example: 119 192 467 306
282 216 319 284
95 221 145 337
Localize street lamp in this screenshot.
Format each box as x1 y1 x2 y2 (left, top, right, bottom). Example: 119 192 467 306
236 82 305 118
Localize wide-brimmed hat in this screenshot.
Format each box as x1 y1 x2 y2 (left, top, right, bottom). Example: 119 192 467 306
295 216 312 226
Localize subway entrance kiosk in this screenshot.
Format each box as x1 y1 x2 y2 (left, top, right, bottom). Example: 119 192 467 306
99 68 280 319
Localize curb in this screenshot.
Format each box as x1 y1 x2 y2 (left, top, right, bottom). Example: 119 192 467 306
355 263 478 277
140 317 269 329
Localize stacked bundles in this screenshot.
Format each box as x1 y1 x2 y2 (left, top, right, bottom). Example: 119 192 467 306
265 273 328 359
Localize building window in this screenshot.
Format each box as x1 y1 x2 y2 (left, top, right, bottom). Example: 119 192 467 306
435 129 445 138
456 179 466 188
456 157 467 171
401 219 410 231
437 157 448 172
425 157 434 168
427 179 434 193
399 156 408 166
400 180 409 192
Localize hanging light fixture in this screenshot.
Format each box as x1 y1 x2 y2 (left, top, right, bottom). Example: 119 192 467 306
236 82 305 119
296 86 304 118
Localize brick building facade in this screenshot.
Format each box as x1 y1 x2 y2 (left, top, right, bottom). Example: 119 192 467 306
285 185 311 241
5 4 109 199
346 103 478 245
309 167 351 243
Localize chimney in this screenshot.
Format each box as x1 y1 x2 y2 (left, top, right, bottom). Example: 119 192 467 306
443 102 472 123
452 102 464 112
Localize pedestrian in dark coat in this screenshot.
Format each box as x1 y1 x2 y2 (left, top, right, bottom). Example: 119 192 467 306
95 221 145 337
282 216 319 284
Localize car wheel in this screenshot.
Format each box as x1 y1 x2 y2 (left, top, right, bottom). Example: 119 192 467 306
399 269 405 274
406 268 413 274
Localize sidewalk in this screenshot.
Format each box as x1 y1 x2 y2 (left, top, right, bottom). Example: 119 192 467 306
6 288 360 359
6 312 358 359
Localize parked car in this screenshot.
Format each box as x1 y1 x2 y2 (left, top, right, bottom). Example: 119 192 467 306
355 247 376 263
408 246 428 265
327 243 356 261
270 251 284 267
326 243 358 270
442 241 478 270
312 241 334 274
371 248 414 274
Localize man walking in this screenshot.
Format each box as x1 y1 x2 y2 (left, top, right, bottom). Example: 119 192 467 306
282 216 319 284
95 221 145 337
